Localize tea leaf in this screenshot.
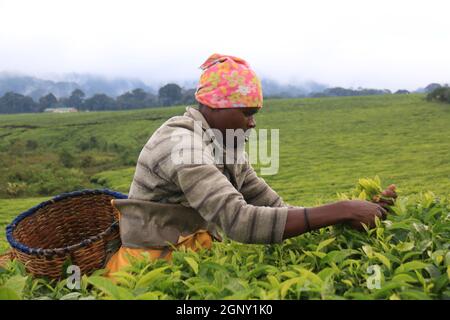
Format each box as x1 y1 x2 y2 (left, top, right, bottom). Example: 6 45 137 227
280 277 302 299
374 252 391 270
395 261 429 275
0 287 21 300
135 266 169 289
3 275 27 299
316 237 336 252
396 242 415 252
88 276 134 300
184 257 199 275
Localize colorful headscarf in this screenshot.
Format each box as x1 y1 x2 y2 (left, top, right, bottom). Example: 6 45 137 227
195 53 263 109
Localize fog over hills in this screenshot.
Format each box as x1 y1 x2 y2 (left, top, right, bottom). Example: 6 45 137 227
0 72 154 100
1 71 447 103
0 72 332 101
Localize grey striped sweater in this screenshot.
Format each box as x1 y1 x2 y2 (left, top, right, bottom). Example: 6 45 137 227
128 107 289 244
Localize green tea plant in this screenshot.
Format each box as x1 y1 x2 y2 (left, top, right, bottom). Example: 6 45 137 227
0 177 449 300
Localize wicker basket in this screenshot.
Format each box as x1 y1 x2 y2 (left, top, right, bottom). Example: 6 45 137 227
6 189 127 279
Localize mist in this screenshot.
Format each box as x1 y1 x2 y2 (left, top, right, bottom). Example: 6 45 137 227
0 0 449 92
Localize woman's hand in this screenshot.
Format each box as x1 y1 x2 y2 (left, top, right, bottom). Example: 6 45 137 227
283 196 391 239
372 184 398 211
343 200 387 230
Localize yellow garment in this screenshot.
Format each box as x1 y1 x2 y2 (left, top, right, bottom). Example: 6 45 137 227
105 230 212 278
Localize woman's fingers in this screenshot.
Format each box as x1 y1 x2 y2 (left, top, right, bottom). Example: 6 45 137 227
377 205 388 220
379 198 395 206
382 189 397 198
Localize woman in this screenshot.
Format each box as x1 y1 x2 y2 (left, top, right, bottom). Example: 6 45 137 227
105 53 397 276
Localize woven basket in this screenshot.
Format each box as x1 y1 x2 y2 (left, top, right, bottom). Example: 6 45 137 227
6 189 127 279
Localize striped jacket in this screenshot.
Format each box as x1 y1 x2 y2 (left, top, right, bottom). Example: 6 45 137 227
116 107 290 247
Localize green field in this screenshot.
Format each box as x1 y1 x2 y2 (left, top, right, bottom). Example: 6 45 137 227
1 94 449 204
0 94 449 299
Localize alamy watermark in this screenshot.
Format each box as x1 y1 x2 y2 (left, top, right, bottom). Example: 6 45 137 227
66 265 81 290
170 121 279 175
366 264 382 290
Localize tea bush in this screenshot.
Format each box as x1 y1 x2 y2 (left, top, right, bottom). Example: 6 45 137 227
1 177 448 300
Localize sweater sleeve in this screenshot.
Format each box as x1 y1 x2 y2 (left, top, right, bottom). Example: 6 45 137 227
239 162 288 208
152 126 288 244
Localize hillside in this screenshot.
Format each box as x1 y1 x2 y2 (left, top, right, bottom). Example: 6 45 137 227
0 94 449 203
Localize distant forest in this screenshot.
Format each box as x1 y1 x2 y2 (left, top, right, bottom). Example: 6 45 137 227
0 77 447 114
0 84 195 114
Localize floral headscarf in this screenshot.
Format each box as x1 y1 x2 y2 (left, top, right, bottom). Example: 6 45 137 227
195 53 263 109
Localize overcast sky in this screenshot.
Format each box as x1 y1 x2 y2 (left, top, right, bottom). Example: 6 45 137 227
0 0 449 90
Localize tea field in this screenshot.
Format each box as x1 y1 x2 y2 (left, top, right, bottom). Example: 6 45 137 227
0 94 449 299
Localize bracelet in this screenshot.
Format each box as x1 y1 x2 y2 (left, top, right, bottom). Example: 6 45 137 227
304 207 311 232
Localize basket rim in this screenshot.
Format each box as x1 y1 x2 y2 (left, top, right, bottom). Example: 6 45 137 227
6 189 127 257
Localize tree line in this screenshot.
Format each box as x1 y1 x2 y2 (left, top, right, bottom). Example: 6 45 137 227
426 86 450 103
1 82 448 114
0 83 196 114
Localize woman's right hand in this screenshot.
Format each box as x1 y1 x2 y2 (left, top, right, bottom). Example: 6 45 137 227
342 200 387 230
284 199 389 240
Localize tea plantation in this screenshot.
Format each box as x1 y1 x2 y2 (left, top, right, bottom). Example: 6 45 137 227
0 94 449 299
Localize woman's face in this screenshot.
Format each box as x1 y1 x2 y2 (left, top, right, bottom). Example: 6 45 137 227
209 107 258 133
200 106 259 148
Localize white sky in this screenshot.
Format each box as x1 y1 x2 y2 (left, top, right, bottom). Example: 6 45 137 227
0 0 449 90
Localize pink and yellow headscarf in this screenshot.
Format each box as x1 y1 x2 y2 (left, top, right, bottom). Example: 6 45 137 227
195 53 263 109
